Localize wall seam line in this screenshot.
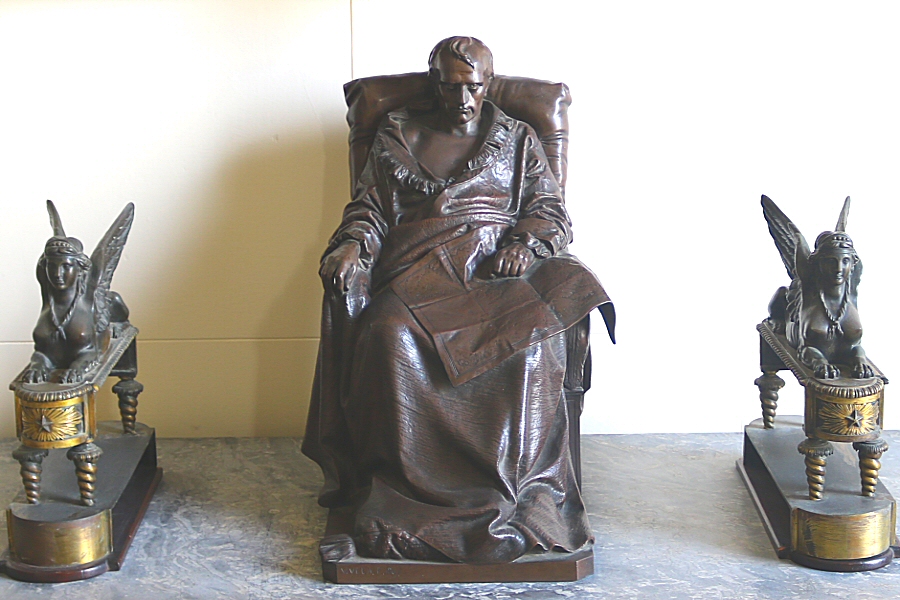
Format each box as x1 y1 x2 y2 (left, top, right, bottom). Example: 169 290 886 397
0 337 321 345
349 0 355 80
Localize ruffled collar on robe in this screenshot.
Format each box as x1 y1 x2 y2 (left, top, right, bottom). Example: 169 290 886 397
373 102 516 196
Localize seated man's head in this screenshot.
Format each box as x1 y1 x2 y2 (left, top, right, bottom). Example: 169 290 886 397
428 36 493 125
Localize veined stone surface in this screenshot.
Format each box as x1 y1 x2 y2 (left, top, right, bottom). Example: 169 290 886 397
1 432 899 598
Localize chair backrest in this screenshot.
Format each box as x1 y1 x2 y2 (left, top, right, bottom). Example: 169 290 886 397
344 72 572 195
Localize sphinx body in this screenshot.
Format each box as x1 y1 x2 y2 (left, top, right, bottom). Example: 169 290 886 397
763 195 872 379
23 201 134 384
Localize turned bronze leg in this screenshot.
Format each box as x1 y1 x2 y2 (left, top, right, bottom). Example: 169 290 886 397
755 371 784 429
113 378 143 434
798 438 833 500
67 442 103 506
853 439 889 497
12 445 49 504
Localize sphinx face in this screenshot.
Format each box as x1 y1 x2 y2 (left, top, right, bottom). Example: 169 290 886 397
45 256 79 291
817 251 854 287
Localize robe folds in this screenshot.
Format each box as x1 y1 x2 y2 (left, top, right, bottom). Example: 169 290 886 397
303 102 612 564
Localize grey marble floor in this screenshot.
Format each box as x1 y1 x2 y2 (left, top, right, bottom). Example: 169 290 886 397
1 431 900 599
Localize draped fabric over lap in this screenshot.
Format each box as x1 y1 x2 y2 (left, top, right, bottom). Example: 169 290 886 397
303 102 611 564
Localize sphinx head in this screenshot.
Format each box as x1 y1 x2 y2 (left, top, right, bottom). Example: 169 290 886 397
42 236 91 292
810 231 858 288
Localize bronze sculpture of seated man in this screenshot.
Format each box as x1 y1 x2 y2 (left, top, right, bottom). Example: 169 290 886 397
304 36 612 565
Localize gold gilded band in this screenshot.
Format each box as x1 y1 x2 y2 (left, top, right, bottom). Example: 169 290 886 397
18 394 92 410
792 505 895 560
7 508 111 567
16 433 91 450
810 391 883 406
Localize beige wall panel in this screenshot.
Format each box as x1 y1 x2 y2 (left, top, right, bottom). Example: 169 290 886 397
0 0 351 344
0 339 319 439
89 338 319 438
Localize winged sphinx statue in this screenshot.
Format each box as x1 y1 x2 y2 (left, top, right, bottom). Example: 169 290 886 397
762 194 872 379
22 200 134 384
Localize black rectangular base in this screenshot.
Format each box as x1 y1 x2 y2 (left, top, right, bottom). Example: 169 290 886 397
2 421 162 582
739 416 897 571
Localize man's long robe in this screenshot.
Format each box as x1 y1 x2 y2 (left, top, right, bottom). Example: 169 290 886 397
303 102 612 564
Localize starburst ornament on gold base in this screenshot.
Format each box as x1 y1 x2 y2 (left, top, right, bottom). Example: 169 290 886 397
818 401 878 437
21 407 83 442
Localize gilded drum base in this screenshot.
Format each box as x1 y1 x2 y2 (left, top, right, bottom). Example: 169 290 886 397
739 416 898 571
804 378 884 443
6 508 112 569
14 382 97 450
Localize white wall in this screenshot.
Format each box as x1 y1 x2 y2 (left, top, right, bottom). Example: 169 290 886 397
1 1 899 437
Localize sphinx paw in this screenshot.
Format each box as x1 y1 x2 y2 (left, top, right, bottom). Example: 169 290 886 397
853 360 875 379
58 369 85 384
766 318 786 335
815 363 841 379
21 368 49 383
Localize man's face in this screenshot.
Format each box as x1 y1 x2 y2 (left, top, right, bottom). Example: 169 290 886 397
434 57 490 125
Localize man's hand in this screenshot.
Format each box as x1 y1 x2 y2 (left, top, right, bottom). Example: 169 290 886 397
492 242 535 278
320 242 362 294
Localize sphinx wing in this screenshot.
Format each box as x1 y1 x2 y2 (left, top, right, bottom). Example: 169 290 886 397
89 203 135 334
761 195 810 280
850 256 863 304
46 200 66 237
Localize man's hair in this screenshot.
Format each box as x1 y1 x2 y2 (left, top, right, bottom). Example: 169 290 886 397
428 36 493 78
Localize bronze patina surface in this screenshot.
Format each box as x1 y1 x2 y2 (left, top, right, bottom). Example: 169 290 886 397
304 37 614 581
746 196 895 570
23 201 135 386
761 195 873 381
3 202 158 582
755 197 890 501
10 202 148 508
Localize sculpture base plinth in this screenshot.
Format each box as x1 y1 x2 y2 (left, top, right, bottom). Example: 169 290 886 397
738 416 898 571
320 509 594 584
2 421 162 583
